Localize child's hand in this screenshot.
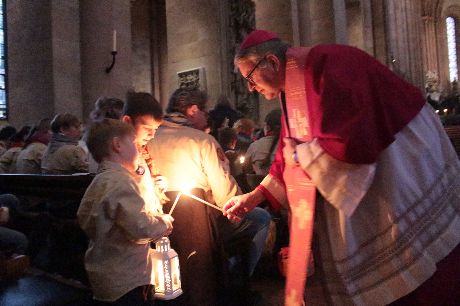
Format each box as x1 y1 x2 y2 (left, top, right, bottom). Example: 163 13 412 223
160 214 174 236
153 175 168 192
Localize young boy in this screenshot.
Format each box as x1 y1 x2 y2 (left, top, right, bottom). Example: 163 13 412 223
78 119 174 306
121 91 169 205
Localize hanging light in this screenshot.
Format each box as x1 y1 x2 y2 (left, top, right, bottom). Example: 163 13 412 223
152 237 183 300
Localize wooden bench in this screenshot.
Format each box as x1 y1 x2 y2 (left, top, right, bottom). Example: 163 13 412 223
0 173 95 283
445 125 460 158
0 173 94 201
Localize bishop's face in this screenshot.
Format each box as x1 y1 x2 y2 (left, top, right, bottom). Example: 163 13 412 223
237 55 285 100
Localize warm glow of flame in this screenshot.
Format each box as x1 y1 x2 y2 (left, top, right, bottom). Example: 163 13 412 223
435 110 439 113
179 182 193 194
444 108 448 113
239 156 245 164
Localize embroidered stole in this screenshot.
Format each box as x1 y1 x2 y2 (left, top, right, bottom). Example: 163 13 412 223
282 47 316 306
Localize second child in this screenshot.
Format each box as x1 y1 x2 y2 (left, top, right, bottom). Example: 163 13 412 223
78 119 174 306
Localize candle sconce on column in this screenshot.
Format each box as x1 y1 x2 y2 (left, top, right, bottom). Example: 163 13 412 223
105 51 118 74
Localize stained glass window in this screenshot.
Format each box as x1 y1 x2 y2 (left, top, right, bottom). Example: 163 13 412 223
0 0 6 119
446 16 458 82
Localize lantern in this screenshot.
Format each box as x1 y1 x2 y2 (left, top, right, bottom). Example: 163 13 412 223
152 237 183 300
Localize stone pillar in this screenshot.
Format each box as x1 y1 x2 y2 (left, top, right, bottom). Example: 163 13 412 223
80 0 132 120
360 0 374 55
290 0 311 46
333 0 348 44
6 0 54 128
371 0 387 64
50 0 82 118
421 16 439 78
131 0 153 94
254 0 293 43
151 0 167 104
385 0 424 88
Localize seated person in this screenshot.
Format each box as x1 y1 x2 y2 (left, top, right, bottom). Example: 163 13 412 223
87 96 125 173
78 119 174 306
41 113 88 174
148 88 271 305
0 126 17 156
218 127 251 193
0 127 31 173
0 194 28 256
16 118 51 174
245 109 281 177
234 118 255 154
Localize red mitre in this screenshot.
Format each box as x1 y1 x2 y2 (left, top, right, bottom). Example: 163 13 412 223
240 30 279 50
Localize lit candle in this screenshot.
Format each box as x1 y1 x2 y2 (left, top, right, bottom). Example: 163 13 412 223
176 182 222 211
239 155 245 164
182 192 222 211
112 30 117 52
168 192 182 215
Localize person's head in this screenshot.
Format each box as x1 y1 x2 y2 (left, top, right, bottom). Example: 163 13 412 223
36 118 51 134
85 119 138 172
9 126 31 145
218 127 238 151
50 113 82 139
167 88 209 131
121 91 163 146
0 126 17 142
263 109 282 135
234 30 290 100
234 118 255 137
90 96 124 122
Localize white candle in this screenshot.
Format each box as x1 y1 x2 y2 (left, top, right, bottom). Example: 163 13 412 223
112 30 117 52
168 192 182 215
183 192 222 211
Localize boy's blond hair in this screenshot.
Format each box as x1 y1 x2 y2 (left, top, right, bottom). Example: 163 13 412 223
85 119 135 163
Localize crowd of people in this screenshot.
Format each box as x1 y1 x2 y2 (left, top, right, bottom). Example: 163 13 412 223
0 85 279 306
1 28 459 306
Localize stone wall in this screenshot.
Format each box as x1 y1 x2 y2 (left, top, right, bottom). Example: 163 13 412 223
164 0 222 108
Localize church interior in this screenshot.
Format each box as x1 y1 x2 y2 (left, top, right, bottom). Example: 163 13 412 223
1 0 460 305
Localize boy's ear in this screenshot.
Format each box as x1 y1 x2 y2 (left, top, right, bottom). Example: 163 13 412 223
121 115 132 125
185 104 199 117
111 136 122 153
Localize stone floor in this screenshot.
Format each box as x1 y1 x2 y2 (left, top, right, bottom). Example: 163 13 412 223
0 255 327 306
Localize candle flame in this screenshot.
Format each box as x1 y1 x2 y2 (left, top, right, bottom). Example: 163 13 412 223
239 156 245 164
179 182 193 194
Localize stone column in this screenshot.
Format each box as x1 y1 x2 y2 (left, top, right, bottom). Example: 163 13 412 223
50 0 82 118
360 0 374 55
333 0 348 44
6 0 54 128
371 0 387 64
254 0 293 43
131 0 153 94
385 0 424 88
291 0 311 46
421 15 439 78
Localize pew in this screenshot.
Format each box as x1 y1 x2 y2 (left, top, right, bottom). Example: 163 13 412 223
0 173 95 283
0 173 94 201
445 125 460 158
